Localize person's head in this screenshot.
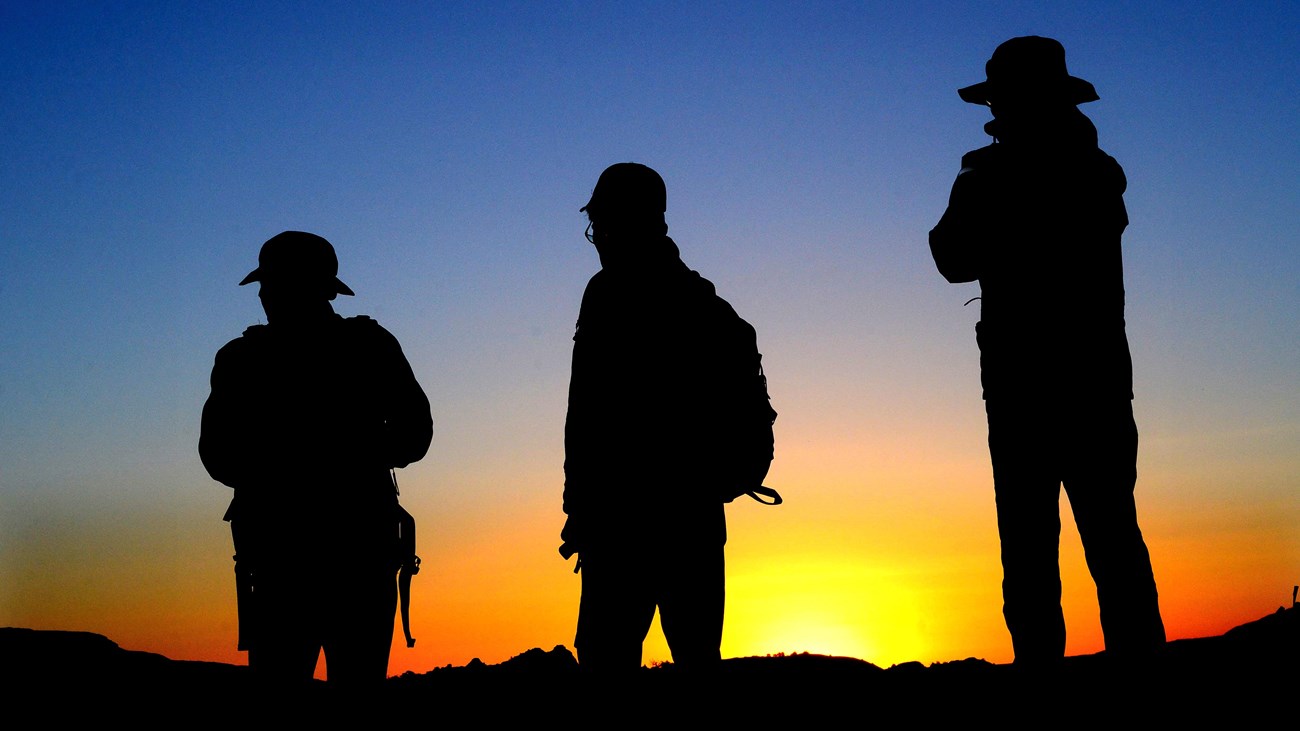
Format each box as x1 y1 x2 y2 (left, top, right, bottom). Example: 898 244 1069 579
958 36 1098 121
580 163 668 251
239 231 353 323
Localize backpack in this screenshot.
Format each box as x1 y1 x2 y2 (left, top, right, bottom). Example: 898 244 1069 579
712 302 780 506
730 354 780 505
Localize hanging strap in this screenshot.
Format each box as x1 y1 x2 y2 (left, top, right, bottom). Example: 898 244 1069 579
392 470 420 648
744 485 783 505
397 504 420 648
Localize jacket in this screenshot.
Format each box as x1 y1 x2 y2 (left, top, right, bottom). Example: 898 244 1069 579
563 235 759 547
929 109 1134 401
199 314 432 561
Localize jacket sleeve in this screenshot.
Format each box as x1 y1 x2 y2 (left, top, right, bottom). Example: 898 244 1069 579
198 341 256 489
561 291 593 518
929 151 992 284
374 324 433 469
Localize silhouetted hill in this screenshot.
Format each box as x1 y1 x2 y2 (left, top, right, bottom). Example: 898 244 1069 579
4 605 1293 719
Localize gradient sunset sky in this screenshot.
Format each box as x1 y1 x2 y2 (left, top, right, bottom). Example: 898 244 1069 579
2 2 1296 675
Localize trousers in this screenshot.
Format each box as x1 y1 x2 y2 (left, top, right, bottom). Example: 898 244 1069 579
246 558 397 686
986 398 1165 663
575 539 724 670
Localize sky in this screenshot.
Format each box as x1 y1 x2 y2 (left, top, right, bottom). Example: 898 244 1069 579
1 1 1296 675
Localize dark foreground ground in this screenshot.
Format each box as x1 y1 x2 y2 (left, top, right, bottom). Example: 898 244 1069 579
4 605 1294 721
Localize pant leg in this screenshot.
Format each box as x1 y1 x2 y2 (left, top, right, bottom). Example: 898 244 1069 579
1062 400 1165 656
575 546 658 671
320 561 398 687
247 564 322 686
657 543 724 669
987 400 1067 663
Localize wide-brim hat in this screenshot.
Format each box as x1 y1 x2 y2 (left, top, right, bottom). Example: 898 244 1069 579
958 36 1099 107
239 230 355 296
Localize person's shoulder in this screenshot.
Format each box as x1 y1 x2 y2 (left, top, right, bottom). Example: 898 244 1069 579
582 268 613 294
215 324 268 358
691 268 742 311
343 313 384 332
959 143 999 170
341 314 404 348
691 270 755 335
209 326 270 381
577 269 617 312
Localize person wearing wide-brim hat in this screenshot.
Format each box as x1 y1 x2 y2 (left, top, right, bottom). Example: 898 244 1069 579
200 231 433 687
957 35 1100 108
928 37 1167 666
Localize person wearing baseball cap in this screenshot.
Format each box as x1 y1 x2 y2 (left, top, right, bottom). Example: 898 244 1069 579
562 163 778 671
929 37 1166 665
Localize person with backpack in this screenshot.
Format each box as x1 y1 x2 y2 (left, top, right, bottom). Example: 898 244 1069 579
561 163 777 671
929 37 1165 665
199 231 432 687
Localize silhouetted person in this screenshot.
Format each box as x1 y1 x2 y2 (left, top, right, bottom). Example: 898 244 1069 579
929 37 1165 665
199 231 432 687
561 163 775 671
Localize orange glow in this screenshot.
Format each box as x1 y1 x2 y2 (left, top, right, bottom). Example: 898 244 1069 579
7 451 1293 676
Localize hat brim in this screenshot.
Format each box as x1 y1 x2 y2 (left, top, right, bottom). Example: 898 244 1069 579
238 268 355 296
958 76 1099 106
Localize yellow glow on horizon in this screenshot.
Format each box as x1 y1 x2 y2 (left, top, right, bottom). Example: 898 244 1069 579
720 557 936 666
734 608 883 661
